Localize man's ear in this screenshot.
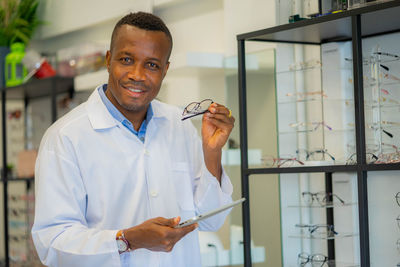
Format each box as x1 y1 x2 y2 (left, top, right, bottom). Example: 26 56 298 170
106 50 111 72
163 61 170 78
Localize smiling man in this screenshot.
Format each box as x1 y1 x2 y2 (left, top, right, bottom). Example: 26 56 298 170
32 12 235 267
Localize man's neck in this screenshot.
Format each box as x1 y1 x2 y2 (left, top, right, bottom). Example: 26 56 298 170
105 87 148 131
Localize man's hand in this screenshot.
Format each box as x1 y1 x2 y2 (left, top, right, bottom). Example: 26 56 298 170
202 103 235 181
124 217 197 252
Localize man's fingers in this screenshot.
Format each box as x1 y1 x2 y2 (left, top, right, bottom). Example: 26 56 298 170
205 115 235 131
154 216 180 227
166 217 180 227
205 113 235 124
177 223 198 235
208 103 231 117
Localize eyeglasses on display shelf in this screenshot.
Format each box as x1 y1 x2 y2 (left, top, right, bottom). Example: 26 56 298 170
378 64 400 82
289 121 332 132
181 99 213 121
349 121 395 138
346 152 378 165
301 191 345 207
373 51 400 60
296 149 335 162
396 192 400 207
261 155 304 168
285 90 327 101
295 224 338 237
288 59 322 71
297 252 328 267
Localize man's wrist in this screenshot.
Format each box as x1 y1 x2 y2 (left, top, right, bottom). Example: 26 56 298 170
203 148 222 181
116 230 131 254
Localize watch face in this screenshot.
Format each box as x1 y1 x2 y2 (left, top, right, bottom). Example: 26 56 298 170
117 239 128 252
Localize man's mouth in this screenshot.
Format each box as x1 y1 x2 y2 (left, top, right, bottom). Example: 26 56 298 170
127 87 143 93
122 84 146 94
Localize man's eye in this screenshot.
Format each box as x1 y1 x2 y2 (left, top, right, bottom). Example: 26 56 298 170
120 57 132 64
148 62 159 69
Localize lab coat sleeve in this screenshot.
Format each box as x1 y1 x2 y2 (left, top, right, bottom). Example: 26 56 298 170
32 147 121 267
186 123 234 231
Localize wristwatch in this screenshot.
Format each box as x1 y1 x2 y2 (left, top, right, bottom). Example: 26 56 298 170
116 230 131 254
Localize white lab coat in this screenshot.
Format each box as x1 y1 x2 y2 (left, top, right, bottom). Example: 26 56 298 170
32 87 233 267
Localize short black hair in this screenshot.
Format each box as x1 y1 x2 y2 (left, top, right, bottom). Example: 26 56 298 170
110 12 173 60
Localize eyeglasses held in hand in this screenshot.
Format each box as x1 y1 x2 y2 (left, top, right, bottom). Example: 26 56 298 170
296 149 335 161
297 252 328 267
295 223 338 237
261 155 304 168
302 191 345 206
181 99 213 121
289 121 332 132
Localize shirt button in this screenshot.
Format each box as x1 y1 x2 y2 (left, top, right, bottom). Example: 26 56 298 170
150 190 158 197
144 149 150 156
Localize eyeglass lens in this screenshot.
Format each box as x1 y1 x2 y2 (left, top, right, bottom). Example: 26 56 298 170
182 99 213 120
297 253 328 267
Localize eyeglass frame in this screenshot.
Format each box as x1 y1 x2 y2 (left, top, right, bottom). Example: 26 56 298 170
181 99 213 121
296 148 335 161
301 191 345 206
289 121 332 132
295 223 338 236
297 252 328 267
261 155 304 168
346 152 379 165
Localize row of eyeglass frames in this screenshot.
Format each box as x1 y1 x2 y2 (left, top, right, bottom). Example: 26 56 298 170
295 191 346 266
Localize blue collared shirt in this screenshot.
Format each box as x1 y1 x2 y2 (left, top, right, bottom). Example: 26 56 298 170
98 84 152 143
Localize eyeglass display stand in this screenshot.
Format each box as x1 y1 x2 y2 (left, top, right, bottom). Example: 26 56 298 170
0 76 74 267
237 1 400 267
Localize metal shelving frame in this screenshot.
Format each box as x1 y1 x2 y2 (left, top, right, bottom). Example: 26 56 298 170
237 1 400 266
0 76 74 267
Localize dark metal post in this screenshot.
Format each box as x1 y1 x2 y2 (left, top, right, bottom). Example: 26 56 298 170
325 172 335 261
238 39 252 267
2 89 9 267
351 14 370 267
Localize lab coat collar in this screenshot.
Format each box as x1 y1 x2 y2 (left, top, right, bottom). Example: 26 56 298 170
86 85 169 130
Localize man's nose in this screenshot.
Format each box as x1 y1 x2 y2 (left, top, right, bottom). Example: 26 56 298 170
127 63 145 81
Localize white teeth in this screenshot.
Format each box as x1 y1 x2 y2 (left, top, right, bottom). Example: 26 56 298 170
128 88 142 93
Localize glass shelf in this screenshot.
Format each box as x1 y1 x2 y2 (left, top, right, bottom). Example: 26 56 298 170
325 261 360 267
288 202 357 208
278 128 354 135
276 65 322 74
288 232 358 240
278 98 325 105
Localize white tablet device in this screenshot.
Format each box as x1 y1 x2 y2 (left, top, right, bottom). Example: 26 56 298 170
175 198 246 228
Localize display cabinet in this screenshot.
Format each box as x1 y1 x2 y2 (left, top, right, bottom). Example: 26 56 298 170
237 1 400 266
0 76 74 267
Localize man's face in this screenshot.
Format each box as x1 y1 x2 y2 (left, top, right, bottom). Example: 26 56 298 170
106 25 170 116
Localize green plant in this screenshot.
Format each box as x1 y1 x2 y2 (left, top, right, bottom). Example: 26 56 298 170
0 0 42 47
